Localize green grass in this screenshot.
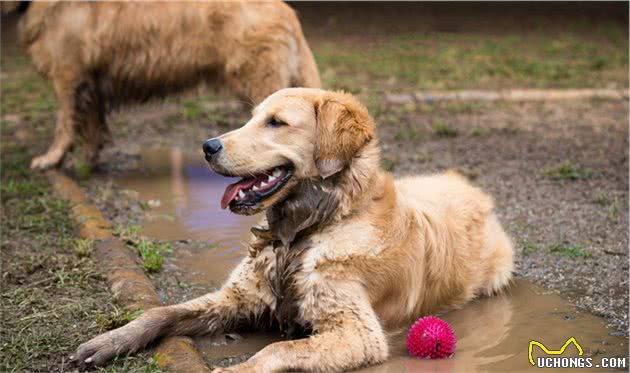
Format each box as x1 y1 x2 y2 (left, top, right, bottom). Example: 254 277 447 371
129 239 172 273
314 25 628 91
545 160 594 181
114 224 143 241
522 241 540 255
73 238 94 258
432 121 458 137
394 126 422 141
96 307 145 331
380 157 398 171
549 243 592 258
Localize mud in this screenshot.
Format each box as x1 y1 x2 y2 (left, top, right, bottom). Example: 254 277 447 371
115 149 628 372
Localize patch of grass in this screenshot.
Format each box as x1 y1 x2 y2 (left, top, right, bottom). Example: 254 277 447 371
471 127 485 137
73 238 94 258
608 196 621 223
381 157 398 171
394 126 422 141
522 241 540 255
180 99 204 121
432 121 458 137
130 239 172 273
596 190 609 206
96 307 144 330
544 161 593 181
548 243 592 258
313 23 628 90
114 224 143 241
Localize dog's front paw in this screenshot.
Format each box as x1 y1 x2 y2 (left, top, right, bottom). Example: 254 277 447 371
30 152 63 170
212 362 261 373
71 331 123 368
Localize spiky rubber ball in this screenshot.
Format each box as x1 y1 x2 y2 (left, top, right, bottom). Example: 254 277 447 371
407 316 456 359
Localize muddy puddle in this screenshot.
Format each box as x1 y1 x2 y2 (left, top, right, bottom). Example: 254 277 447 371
117 149 628 372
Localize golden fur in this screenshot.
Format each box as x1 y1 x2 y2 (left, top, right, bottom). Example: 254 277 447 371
74 89 514 372
20 1 320 170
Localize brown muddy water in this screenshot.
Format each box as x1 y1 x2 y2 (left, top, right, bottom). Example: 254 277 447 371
117 149 628 372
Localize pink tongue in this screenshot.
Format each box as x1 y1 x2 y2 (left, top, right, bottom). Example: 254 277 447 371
221 178 258 209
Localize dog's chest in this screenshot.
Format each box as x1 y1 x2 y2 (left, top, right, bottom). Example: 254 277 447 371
260 239 312 338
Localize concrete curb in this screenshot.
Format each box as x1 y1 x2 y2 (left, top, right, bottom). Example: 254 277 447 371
47 170 210 373
385 88 629 105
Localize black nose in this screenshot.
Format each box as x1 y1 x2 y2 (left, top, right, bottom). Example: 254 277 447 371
202 139 222 157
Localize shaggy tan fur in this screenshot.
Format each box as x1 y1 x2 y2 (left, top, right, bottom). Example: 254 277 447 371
74 89 513 372
20 1 320 170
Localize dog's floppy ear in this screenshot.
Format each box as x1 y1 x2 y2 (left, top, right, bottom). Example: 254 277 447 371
314 92 375 179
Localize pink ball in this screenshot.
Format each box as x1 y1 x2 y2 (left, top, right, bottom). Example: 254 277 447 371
407 316 456 359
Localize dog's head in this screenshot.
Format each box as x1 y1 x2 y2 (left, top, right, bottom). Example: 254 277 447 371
203 88 376 216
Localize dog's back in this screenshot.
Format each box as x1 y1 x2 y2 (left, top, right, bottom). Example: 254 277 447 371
20 1 320 104
395 171 514 312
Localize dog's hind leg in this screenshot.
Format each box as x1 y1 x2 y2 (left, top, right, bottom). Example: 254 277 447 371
214 281 389 373
30 77 79 170
73 258 270 368
75 80 110 168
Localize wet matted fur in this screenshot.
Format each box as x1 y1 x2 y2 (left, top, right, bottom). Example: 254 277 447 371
20 1 320 170
73 89 514 372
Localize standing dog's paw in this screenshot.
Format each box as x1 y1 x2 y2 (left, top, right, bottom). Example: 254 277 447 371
71 331 122 368
30 152 62 170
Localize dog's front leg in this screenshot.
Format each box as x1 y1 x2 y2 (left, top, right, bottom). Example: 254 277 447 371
31 77 78 170
214 280 388 373
73 258 268 368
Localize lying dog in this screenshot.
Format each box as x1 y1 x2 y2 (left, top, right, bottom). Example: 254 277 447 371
19 1 320 170
74 89 514 372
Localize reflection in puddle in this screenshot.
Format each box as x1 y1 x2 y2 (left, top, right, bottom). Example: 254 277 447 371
118 149 627 372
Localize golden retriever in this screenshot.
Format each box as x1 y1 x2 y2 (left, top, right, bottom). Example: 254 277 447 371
73 89 514 372
19 1 320 170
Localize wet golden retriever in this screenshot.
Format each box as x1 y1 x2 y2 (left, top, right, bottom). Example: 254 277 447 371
20 1 320 170
73 89 514 372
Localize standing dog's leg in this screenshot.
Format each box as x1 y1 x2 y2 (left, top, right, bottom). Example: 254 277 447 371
30 77 79 170
214 281 389 373
73 258 270 368
76 81 110 167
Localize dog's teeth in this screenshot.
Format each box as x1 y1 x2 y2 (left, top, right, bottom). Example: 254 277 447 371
238 190 245 198
268 175 277 182
272 169 282 177
252 185 259 191
260 181 268 188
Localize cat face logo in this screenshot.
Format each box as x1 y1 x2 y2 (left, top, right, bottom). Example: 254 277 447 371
528 337 583 366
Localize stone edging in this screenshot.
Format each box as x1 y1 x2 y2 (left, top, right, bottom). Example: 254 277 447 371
47 170 210 373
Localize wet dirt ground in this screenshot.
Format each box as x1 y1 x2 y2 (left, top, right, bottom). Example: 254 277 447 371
91 148 628 372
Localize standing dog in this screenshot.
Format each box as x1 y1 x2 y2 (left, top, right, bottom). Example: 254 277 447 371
19 1 320 170
74 89 514 372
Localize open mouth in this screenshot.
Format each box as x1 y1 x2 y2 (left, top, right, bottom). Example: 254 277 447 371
220 165 293 210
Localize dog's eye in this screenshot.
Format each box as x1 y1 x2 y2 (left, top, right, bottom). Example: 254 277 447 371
267 117 287 128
